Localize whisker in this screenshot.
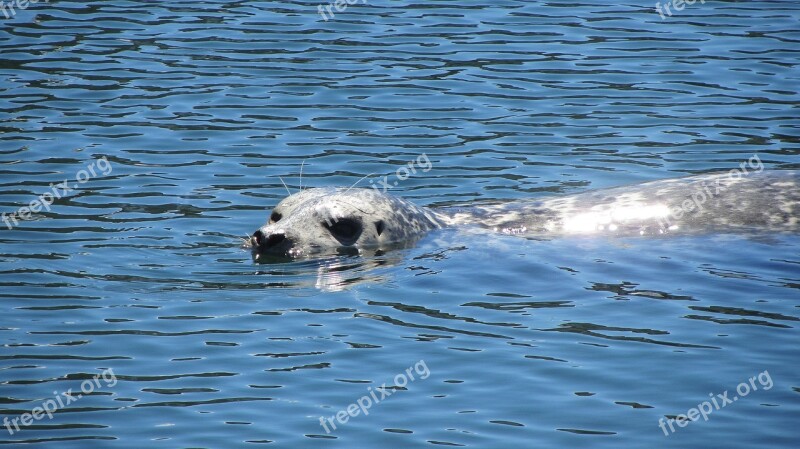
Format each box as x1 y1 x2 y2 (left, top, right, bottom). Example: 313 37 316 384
299 160 305 192
278 176 291 196
241 235 253 248
344 173 374 194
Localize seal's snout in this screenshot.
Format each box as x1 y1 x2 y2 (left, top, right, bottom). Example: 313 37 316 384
252 229 286 250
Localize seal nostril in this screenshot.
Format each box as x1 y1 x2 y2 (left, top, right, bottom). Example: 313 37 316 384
264 233 286 248
252 230 265 246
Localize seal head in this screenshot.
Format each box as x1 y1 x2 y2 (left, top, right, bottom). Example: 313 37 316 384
250 188 446 258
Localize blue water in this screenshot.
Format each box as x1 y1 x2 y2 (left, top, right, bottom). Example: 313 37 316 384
1 0 799 447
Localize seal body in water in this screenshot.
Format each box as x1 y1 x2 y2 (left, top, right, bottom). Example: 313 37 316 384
249 170 800 258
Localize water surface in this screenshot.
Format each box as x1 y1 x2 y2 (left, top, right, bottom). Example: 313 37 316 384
1 1 799 448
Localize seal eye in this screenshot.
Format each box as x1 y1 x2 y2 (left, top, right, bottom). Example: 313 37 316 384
269 211 282 223
324 218 362 245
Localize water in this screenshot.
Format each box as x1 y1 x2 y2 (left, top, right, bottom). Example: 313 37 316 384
1 0 799 447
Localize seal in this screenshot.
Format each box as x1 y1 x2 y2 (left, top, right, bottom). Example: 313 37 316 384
249 170 800 258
